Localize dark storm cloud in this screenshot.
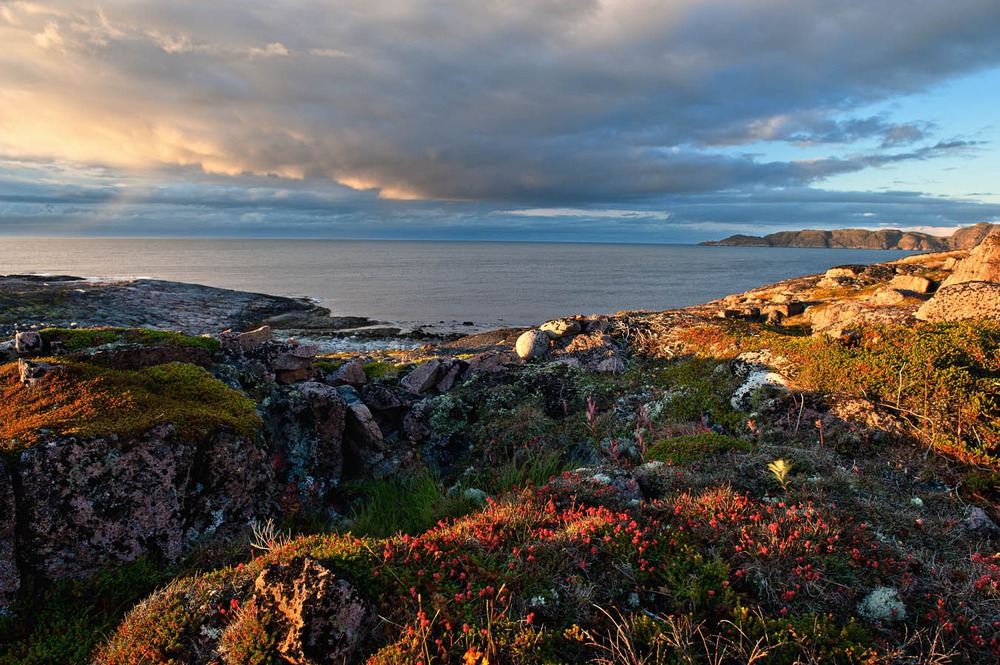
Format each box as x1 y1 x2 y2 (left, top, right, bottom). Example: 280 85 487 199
3 1 1000 204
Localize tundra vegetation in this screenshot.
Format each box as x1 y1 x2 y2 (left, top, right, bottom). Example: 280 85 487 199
2 315 1000 664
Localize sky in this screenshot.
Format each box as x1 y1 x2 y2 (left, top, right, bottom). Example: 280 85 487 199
2 0 1000 243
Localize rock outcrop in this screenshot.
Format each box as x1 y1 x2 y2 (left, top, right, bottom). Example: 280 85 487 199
916 282 1000 322
0 276 337 338
915 228 1000 322
17 424 272 580
0 459 18 608
514 316 625 372
939 230 1000 288
263 383 349 507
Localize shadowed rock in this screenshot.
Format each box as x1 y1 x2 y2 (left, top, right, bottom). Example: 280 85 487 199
17 424 271 580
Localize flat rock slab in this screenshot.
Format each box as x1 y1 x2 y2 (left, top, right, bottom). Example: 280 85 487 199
0 275 338 336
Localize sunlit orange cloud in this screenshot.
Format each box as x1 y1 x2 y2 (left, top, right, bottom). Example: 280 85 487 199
336 176 425 200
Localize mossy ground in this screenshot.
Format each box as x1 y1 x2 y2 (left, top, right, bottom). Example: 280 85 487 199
0 359 259 452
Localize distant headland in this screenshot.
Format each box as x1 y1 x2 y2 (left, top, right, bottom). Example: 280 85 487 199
701 221 995 250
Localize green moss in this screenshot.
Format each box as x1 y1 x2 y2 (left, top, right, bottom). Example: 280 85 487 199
312 359 343 373
40 327 221 353
645 432 751 465
363 361 400 380
0 360 260 451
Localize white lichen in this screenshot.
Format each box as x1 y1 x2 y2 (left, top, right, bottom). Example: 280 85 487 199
731 369 788 411
858 586 906 623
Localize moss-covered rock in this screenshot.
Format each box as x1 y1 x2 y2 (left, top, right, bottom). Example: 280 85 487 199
0 360 260 453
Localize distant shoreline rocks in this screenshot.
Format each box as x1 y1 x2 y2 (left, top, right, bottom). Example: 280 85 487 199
701 222 994 251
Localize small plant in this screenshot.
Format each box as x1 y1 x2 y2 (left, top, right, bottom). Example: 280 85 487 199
585 395 601 443
248 518 288 553
767 458 793 491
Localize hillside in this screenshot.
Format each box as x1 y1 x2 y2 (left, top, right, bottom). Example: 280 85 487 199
701 221 995 250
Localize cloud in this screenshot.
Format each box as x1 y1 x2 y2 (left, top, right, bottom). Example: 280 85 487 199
2 155 998 243
0 0 999 238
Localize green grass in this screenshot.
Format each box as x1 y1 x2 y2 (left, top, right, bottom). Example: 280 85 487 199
347 471 485 538
0 558 171 665
679 320 1000 465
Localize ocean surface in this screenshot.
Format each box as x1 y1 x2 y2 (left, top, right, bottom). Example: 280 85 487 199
2 238 918 329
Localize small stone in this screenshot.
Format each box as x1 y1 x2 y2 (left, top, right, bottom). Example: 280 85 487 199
18 358 59 387
965 506 999 533
762 302 804 318
825 266 861 279
234 325 273 352
515 330 550 360
14 331 43 356
596 356 626 374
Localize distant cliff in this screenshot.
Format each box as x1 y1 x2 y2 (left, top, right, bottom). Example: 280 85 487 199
701 222 995 251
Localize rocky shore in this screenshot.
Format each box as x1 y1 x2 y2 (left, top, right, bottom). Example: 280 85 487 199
3 233 1000 664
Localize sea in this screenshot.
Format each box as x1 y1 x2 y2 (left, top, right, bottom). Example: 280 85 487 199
1 238 918 330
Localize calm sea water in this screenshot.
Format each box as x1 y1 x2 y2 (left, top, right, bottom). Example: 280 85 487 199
2 238 916 328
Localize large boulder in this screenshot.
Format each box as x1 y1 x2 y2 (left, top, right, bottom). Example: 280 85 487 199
806 301 866 335
515 330 550 360
916 282 1000 322
940 231 1000 288
889 274 933 294
17 424 272 580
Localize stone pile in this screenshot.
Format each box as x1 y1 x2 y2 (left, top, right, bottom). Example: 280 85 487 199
514 315 626 373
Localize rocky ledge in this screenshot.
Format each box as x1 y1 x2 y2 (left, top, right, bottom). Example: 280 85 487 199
0 274 422 343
